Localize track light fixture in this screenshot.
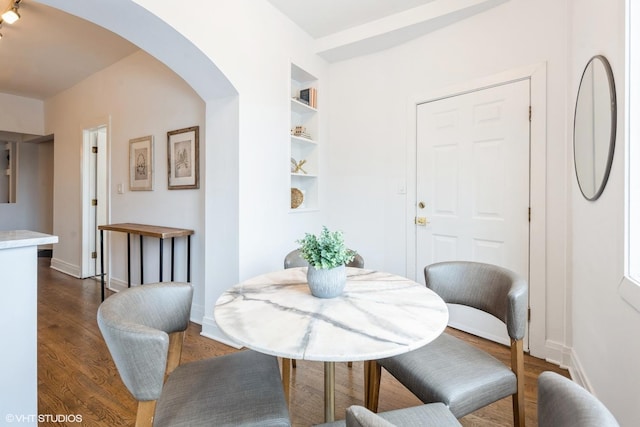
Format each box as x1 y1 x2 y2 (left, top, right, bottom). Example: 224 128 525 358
2 0 21 25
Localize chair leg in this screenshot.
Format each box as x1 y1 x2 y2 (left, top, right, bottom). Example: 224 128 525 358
364 360 382 412
511 338 525 427
281 358 291 404
135 400 156 427
165 331 185 378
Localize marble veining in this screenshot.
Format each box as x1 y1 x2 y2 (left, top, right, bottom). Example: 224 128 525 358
0 230 58 250
215 268 449 362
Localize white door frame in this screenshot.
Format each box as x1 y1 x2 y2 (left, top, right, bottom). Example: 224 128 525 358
405 63 547 358
81 118 111 279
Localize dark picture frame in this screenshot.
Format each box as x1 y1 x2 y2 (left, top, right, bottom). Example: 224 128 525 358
129 135 153 191
167 126 199 190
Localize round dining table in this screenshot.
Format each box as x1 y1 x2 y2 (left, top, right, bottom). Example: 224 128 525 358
214 267 449 422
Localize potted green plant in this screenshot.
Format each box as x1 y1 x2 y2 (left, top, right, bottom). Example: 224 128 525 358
297 226 356 298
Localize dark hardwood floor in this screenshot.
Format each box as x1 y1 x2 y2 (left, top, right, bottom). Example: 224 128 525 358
37 258 569 426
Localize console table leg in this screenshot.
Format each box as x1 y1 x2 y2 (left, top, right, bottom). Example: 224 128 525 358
187 235 191 283
100 230 105 301
159 238 164 282
170 237 175 281
140 235 144 284
127 233 131 288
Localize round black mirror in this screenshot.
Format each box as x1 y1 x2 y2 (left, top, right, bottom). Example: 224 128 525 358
573 55 617 201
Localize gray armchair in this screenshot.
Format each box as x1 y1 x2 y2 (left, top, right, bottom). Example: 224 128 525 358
97 282 290 427
317 404 461 427
367 261 528 427
538 371 619 427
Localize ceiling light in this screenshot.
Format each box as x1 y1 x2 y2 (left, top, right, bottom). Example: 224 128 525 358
2 7 19 24
2 1 21 25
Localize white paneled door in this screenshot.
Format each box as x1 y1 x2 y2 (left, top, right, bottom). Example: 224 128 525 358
415 79 530 347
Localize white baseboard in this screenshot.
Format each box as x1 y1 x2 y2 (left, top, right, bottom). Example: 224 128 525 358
107 277 128 293
200 316 243 349
190 302 204 326
543 339 573 369
567 348 592 392
50 257 81 278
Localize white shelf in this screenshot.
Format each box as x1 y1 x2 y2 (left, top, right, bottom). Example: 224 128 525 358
289 207 320 214
290 63 319 212
291 135 317 145
291 98 317 115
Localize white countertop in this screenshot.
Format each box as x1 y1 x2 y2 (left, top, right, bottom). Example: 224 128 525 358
215 268 449 362
0 230 58 250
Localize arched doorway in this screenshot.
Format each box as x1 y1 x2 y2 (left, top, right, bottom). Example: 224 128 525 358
37 0 240 328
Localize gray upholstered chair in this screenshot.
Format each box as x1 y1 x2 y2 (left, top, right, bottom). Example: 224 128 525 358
367 261 528 427
316 404 461 427
97 282 290 427
538 371 619 427
284 248 365 269
283 248 364 370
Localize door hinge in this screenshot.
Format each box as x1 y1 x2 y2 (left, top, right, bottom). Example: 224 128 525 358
528 307 531 322
91 199 98 206
92 146 98 154
529 106 532 122
528 207 531 222
91 251 97 259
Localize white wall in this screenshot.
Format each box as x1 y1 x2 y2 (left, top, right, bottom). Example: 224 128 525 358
327 0 569 358
45 50 206 300
126 0 330 339
569 1 639 425
0 93 44 134
0 94 50 233
0 142 54 233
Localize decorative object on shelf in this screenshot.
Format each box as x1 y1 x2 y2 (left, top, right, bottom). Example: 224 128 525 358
290 157 307 174
291 126 312 139
167 126 199 190
291 187 304 209
129 135 153 191
299 87 317 108
296 226 356 298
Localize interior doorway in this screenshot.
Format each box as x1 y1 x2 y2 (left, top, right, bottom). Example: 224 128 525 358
81 125 108 279
415 79 531 348
406 63 548 357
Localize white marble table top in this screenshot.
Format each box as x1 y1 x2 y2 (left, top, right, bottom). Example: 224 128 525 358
0 230 58 250
214 268 449 362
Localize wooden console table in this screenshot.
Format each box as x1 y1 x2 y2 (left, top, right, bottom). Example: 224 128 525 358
98 223 194 300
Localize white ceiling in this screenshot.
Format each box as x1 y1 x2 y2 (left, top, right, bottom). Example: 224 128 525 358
0 0 504 100
0 1 138 100
266 0 437 38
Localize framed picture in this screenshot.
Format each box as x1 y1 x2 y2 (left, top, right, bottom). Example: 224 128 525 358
129 135 153 191
167 126 199 189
